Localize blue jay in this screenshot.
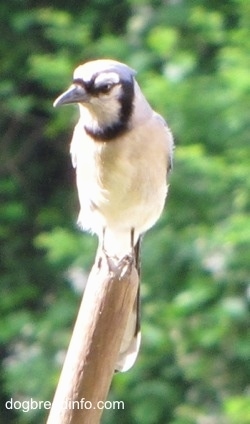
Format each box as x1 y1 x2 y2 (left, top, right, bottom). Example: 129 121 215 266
54 59 174 372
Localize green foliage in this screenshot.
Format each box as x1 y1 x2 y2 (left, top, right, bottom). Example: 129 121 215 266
1 1 249 423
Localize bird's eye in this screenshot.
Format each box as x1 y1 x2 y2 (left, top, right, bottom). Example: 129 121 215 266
99 83 112 94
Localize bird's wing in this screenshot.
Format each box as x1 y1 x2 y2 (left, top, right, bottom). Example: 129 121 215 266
153 112 174 174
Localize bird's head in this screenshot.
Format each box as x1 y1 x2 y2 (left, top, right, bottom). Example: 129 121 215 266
54 59 136 140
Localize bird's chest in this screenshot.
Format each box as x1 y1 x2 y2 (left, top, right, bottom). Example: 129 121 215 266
71 133 132 208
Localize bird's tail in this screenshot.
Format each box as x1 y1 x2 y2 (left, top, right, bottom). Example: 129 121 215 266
115 237 141 372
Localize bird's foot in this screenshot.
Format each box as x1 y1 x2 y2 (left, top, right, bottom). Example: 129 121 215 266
97 249 134 278
97 248 118 271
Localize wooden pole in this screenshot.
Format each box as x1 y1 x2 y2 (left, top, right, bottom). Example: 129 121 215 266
47 254 139 424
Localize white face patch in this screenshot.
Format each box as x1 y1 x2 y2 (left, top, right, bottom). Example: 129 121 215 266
71 60 135 139
88 84 122 127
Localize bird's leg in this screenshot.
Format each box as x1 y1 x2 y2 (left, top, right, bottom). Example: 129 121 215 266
101 227 106 251
97 227 119 272
130 228 141 275
130 227 135 252
96 227 106 269
97 227 138 272
130 227 137 265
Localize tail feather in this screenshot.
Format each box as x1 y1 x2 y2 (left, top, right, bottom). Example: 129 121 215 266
115 237 141 372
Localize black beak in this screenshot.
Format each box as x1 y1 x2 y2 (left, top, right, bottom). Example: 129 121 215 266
53 84 89 107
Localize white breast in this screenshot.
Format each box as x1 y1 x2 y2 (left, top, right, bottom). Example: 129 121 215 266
70 114 173 257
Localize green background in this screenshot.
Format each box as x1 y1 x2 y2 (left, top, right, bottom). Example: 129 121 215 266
1 0 249 423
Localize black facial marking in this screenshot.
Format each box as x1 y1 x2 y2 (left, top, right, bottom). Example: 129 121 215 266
85 121 128 141
119 78 134 129
73 74 114 97
84 75 135 141
73 70 135 141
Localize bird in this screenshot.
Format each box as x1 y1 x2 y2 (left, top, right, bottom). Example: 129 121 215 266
53 59 174 372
